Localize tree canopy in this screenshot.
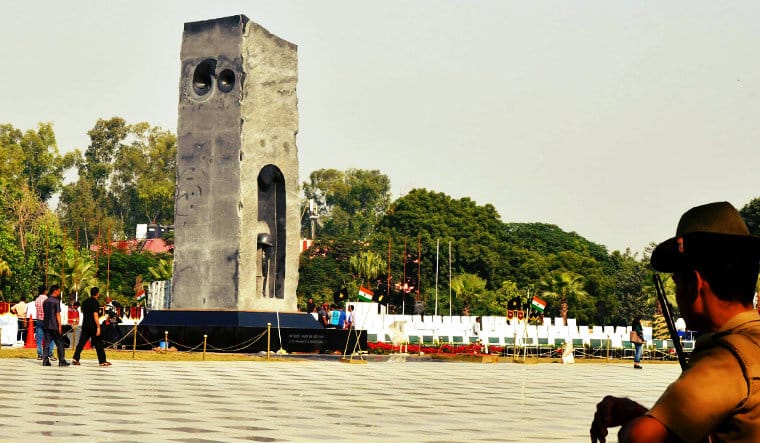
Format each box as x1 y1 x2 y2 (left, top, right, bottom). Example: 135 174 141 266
2 120 758 328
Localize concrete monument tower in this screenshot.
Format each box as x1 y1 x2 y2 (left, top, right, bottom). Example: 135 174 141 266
171 15 299 312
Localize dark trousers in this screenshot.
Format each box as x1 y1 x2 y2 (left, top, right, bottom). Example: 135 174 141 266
43 329 66 364
72 327 107 363
17 318 27 341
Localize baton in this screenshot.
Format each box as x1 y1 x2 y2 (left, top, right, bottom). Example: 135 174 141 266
653 274 688 370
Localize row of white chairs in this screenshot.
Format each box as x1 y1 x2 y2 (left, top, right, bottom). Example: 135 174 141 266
348 304 658 346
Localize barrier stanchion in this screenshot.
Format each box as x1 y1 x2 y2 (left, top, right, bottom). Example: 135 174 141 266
25 316 35 348
132 324 137 359
203 335 207 361
419 336 423 356
267 323 271 360
164 330 169 351
0 326 3 350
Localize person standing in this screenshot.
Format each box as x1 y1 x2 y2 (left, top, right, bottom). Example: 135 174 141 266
42 285 69 367
590 202 760 443
630 317 645 369
10 297 27 342
318 303 329 327
306 297 316 314
33 286 55 361
103 294 124 348
414 298 425 321
72 287 110 367
345 305 355 329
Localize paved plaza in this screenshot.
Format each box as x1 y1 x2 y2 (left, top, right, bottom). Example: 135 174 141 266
0 356 680 442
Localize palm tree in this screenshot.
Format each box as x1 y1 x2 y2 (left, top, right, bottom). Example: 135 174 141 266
47 253 98 302
349 251 384 287
450 273 487 313
148 258 173 281
539 270 589 326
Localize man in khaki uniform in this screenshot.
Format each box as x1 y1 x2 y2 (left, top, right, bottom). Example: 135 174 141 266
590 202 760 443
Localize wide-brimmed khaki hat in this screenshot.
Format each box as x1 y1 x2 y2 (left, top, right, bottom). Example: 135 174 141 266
651 201 760 272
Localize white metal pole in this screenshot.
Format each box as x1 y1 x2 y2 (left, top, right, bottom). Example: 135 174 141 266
435 239 439 317
448 241 452 318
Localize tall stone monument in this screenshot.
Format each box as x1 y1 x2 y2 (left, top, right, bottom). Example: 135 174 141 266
171 15 299 312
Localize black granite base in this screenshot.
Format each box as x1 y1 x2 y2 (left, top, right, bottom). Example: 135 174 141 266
110 310 365 354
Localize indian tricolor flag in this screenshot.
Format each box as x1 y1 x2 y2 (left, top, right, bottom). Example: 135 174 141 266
357 286 374 302
531 296 546 313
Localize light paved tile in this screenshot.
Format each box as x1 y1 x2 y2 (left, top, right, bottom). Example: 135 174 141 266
0 357 679 442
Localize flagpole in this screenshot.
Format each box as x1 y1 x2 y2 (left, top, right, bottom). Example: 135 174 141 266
523 288 530 362
448 241 452 318
387 237 391 308
417 237 421 302
402 238 407 316
434 239 439 317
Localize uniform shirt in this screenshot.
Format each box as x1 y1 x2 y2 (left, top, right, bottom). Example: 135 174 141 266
80 297 100 330
648 310 760 443
42 296 61 330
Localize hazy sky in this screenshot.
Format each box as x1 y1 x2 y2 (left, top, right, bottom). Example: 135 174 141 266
2 1 759 254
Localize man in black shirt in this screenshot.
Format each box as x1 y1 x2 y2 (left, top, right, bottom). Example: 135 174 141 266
42 285 70 367
72 287 110 366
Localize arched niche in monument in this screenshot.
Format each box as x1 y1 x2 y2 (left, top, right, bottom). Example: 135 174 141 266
257 165 286 299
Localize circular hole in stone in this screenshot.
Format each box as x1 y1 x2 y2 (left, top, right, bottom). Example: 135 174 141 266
218 69 235 93
192 60 215 96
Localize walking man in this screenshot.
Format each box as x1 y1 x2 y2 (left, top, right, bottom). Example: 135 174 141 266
42 285 70 367
34 286 55 361
72 287 110 367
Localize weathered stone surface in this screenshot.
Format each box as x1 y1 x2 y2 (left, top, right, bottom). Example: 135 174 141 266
172 15 299 312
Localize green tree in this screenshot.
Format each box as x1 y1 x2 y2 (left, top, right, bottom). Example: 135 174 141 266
82 117 128 198
486 280 524 316
297 238 361 307
46 250 98 302
0 122 66 203
147 258 173 281
59 118 176 241
0 256 12 300
58 175 113 248
135 127 176 225
98 250 164 307
349 251 384 287
303 168 390 240
450 273 487 314
539 271 590 326
740 197 760 236
0 182 45 254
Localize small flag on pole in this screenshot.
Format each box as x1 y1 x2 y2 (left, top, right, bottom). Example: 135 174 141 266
358 286 374 302
531 296 546 313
